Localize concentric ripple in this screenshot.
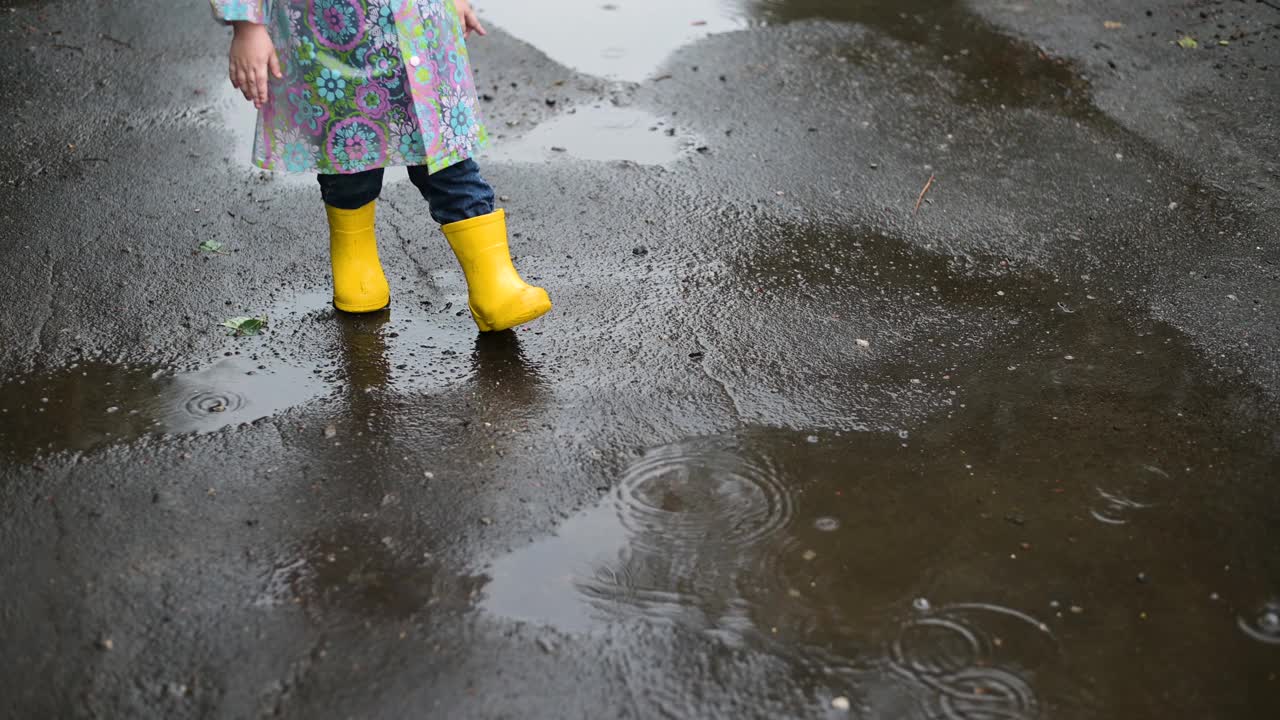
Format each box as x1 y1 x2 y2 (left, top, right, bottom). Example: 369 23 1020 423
183 390 244 416
1237 600 1280 645
1088 464 1167 525
934 667 1038 720
890 602 1056 720
614 438 794 554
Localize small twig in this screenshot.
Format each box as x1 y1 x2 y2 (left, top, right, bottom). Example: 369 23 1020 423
52 43 84 53
914 174 936 214
100 34 133 49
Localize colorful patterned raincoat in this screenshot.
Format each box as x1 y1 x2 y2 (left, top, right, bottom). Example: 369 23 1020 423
210 1 488 174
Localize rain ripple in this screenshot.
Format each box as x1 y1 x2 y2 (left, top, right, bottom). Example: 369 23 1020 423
1237 600 1280 645
1088 464 1168 525
889 602 1057 720
614 437 794 554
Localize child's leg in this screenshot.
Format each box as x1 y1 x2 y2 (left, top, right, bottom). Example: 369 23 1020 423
317 168 386 210
406 159 494 225
317 169 390 313
408 160 550 332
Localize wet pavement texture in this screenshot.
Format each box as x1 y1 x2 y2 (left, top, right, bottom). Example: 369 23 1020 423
1 0 1279 718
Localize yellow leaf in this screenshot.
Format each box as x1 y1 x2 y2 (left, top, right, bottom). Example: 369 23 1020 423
1104 21 1124 29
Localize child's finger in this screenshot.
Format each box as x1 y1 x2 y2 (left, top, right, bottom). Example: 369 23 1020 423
268 51 283 80
471 14 487 36
233 66 251 100
254 66 268 105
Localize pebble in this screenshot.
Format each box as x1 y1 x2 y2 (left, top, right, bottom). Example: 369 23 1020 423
801 549 817 561
855 338 870 348
831 696 851 711
913 597 931 611
323 424 337 439
97 637 114 651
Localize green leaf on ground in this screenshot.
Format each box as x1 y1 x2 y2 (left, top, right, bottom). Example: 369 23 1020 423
221 316 267 336
198 239 226 254
1218 40 1230 46
1177 36 1199 49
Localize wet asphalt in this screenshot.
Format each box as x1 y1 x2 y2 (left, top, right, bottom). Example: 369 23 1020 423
1 0 1279 718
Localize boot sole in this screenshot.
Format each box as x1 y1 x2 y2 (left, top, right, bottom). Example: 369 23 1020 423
334 299 390 314
471 300 551 333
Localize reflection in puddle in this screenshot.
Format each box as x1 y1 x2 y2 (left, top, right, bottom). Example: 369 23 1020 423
479 0 745 81
0 358 327 459
485 106 695 165
0 290 546 460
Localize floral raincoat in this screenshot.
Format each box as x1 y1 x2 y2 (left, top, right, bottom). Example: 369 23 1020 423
210 1 488 174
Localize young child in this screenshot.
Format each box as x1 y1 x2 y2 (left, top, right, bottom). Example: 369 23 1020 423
211 0 550 332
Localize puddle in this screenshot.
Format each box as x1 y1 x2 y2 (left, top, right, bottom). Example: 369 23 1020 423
480 0 1091 117
482 430 1080 713
0 358 327 459
478 0 746 81
0 290 548 460
479 219 1280 715
485 106 695 165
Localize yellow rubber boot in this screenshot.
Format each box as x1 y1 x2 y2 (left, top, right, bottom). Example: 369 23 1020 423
442 209 551 332
326 201 390 313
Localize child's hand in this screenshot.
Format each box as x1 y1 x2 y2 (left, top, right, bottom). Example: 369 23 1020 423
455 0 487 38
228 22 282 110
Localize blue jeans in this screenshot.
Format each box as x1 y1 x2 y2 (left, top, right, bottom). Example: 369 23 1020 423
316 159 495 225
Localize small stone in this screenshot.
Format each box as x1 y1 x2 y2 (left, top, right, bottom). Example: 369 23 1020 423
1070 605 1084 614
1136 572 1148 583
855 338 870 348
806 435 819 444
105 406 119 414
537 636 556 653
912 597 931 611
831 696 851 712
480 517 493 526
323 424 337 438
97 637 114 651
423 471 435 480
801 549 817 561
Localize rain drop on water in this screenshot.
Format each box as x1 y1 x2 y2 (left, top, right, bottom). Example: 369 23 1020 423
1238 601 1280 645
